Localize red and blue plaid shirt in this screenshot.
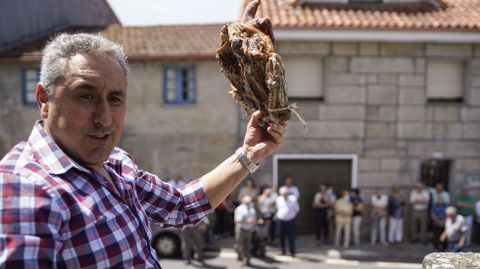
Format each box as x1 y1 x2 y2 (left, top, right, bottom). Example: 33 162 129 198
0 121 212 268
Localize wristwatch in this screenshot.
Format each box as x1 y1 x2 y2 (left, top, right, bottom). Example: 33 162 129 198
235 147 259 174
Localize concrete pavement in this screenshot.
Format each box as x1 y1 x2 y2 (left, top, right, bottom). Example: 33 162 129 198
157 234 480 268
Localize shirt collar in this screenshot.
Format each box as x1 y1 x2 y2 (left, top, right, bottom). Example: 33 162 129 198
28 120 91 175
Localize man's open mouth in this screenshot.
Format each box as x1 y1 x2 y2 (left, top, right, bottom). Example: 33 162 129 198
88 134 111 142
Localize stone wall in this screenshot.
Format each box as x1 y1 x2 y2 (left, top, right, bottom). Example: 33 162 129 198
0 60 237 180
249 41 480 196
0 40 479 194
0 63 42 157
118 60 237 179
422 252 480 269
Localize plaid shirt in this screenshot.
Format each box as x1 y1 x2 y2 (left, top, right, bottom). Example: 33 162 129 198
0 121 212 268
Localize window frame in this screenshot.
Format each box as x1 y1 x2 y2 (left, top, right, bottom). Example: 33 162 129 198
283 55 325 101
426 58 466 104
22 68 40 106
162 65 196 105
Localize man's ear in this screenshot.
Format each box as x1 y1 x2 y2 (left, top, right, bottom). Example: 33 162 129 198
36 83 49 119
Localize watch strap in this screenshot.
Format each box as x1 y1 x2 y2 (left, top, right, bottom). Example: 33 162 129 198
235 147 259 174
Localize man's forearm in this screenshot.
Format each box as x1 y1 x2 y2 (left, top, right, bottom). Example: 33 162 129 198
201 154 250 208
200 111 284 209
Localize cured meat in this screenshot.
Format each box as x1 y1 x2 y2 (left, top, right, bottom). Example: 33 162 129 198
216 0 307 133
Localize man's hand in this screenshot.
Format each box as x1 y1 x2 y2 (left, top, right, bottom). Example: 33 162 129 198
439 231 447 242
242 111 285 164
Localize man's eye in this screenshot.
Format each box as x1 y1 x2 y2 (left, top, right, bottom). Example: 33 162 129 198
80 94 93 100
110 96 124 105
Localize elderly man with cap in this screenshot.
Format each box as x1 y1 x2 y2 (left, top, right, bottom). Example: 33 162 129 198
440 206 468 252
234 195 257 266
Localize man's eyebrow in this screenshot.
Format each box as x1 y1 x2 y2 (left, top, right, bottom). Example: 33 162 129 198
110 90 126 97
72 81 99 90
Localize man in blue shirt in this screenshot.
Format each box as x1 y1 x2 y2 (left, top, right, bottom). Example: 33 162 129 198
431 195 448 251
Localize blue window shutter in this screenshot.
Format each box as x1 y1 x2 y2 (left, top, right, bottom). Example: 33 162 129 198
163 65 196 105
22 68 40 106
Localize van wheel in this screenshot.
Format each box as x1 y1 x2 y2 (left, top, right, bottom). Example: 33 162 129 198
152 232 182 258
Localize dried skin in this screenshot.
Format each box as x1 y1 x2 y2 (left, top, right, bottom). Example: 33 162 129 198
216 2 291 126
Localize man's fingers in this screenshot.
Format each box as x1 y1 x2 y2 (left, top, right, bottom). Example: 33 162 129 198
242 0 260 22
269 123 284 135
248 110 262 128
268 123 284 144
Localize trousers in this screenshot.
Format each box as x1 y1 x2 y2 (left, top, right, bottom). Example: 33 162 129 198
279 218 296 255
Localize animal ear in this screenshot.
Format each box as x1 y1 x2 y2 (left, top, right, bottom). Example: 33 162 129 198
36 83 49 118
242 0 260 22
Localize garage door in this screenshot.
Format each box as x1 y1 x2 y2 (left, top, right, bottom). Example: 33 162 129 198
275 155 356 234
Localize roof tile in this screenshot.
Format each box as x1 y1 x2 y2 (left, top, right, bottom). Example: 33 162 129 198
240 0 480 31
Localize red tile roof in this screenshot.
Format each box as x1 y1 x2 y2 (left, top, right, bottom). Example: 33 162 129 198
0 24 223 61
1 0 478 62
240 0 480 32
99 24 223 60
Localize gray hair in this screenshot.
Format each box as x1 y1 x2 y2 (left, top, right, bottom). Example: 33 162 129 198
40 33 128 95
445 206 457 216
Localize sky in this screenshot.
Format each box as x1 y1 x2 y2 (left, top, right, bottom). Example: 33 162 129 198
106 0 243 26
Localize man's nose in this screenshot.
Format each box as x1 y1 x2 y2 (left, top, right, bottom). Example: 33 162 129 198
94 98 112 127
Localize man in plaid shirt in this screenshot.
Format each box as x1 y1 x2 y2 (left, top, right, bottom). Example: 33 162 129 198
0 28 284 269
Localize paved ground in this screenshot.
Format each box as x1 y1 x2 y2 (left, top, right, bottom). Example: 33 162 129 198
157 235 480 269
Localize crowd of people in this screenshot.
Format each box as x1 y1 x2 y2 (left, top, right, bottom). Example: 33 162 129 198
207 178 480 266
211 177 300 266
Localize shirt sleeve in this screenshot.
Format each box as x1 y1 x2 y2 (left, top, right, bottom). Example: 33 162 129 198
312 193 319 207
134 170 213 228
234 206 243 223
291 197 300 214
409 191 415 203
0 173 64 268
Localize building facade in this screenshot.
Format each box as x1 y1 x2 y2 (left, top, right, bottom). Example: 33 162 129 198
0 0 479 234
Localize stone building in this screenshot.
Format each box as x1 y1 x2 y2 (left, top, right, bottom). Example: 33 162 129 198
245 0 480 233
0 0 479 234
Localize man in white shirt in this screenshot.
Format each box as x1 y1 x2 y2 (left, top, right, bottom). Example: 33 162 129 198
440 206 467 252
409 180 430 244
276 186 300 256
371 187 388 246
234 195 257 266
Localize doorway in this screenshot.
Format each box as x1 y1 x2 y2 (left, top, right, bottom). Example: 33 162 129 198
273 154 358 234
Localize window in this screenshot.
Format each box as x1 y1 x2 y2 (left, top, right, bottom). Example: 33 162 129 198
283 56 323 99
163 66 196 104
23 68 40 105
426 59 464 102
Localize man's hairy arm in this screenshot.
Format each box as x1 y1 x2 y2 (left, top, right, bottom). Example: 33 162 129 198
201 111 284 208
